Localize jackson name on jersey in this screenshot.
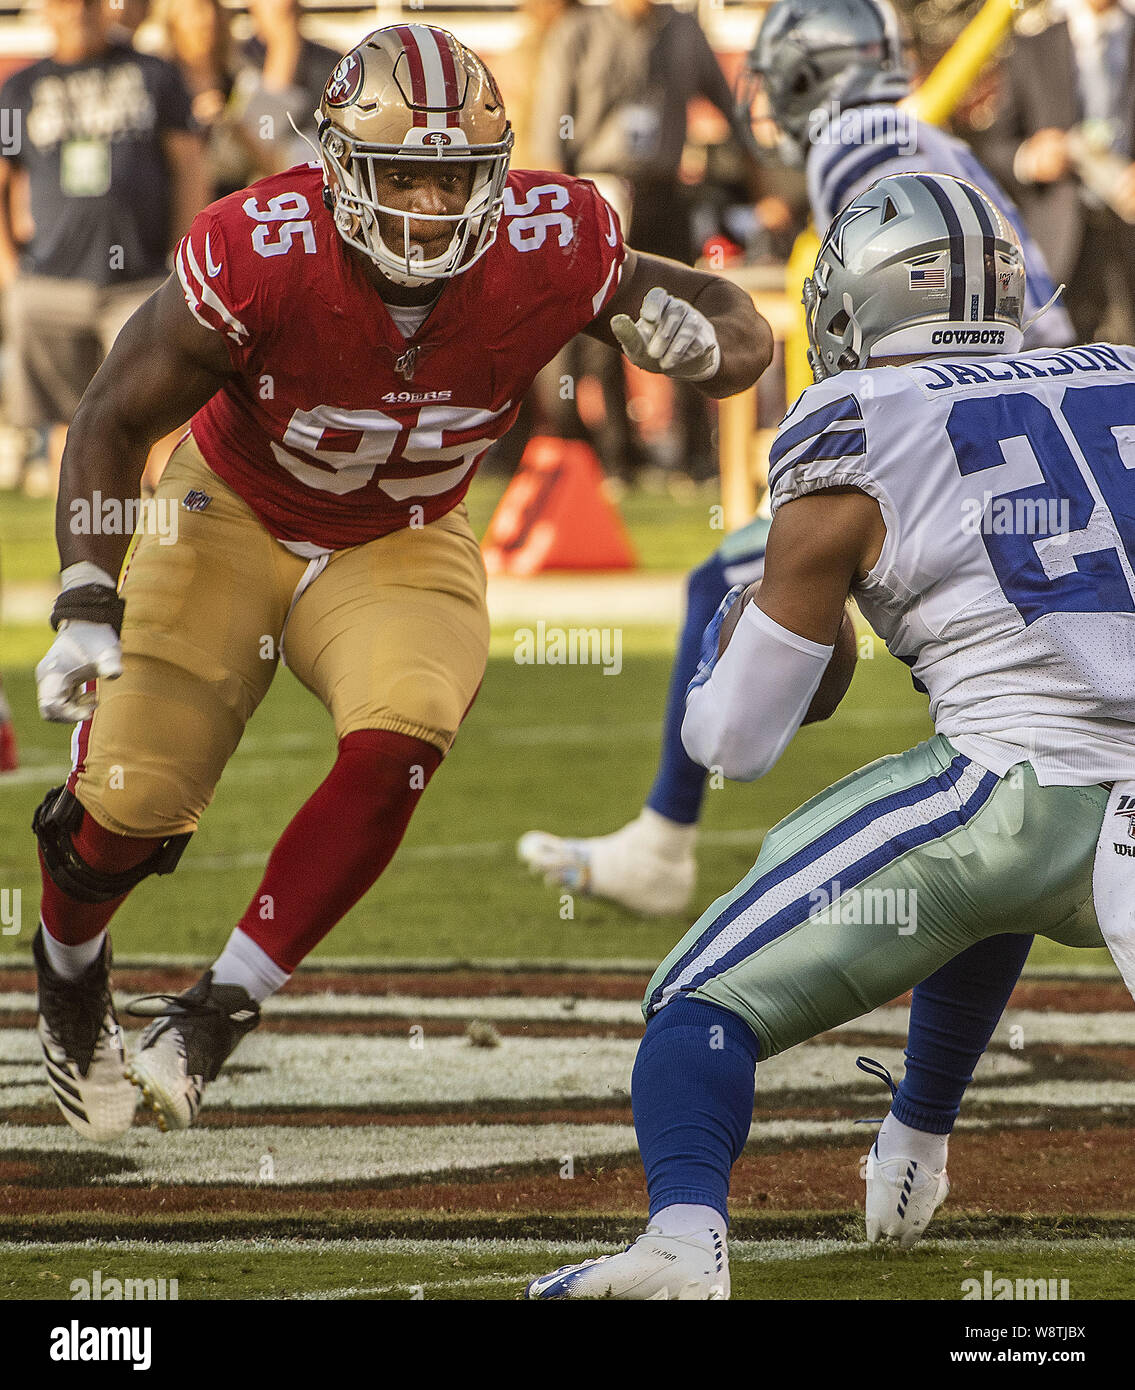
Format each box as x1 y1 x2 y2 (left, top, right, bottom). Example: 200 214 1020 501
175 162 625 551
768 341 1135 785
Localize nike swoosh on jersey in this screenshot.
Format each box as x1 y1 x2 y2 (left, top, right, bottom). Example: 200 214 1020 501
204 234 223 279
605 208 618 247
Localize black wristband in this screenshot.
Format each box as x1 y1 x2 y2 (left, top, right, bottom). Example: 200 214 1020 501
50 584 126 637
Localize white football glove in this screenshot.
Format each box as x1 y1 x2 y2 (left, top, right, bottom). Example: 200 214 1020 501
36 620 123 723
611 287 722 382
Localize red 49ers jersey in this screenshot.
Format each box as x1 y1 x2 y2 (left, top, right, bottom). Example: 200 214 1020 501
176 163 625 549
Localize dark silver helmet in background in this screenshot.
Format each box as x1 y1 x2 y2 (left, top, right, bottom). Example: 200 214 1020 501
804 172 1027 381
740 0 910 165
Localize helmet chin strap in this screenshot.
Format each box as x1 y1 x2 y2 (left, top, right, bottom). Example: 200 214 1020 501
1021 283 1066 335
290 110 321 161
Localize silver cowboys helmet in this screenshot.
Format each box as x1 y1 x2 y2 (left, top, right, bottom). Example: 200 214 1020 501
804 172 1026 381
740 0 909 165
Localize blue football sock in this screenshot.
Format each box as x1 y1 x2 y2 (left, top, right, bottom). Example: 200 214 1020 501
632 997 760 1224
893 933 1033 1134
646 552 731 826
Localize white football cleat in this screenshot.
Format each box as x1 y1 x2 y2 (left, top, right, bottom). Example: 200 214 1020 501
517 808 696 917
864 1143 949 1248
34 928 137 1143
526 1226 729 1300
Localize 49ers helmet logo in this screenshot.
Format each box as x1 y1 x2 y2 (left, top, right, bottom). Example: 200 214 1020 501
421 131 453 146
325 52 364 108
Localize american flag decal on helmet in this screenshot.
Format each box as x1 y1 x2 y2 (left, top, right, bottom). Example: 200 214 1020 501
909 264 946 290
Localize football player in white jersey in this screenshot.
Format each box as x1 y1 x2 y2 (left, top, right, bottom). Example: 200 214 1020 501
520 0 1077 1249
744 0 1074 345
527 171 1135 1299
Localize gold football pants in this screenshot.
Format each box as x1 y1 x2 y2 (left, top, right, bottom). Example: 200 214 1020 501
71 435 489 837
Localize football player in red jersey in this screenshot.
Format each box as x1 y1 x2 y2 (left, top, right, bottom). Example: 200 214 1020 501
29 24 773 1139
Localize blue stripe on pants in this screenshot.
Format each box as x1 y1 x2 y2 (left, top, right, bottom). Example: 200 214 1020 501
649 757 1000 1015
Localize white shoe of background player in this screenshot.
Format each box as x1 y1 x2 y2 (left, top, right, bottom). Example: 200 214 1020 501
517 807 696 916
864 1142 949 1248
526 1225 729 1300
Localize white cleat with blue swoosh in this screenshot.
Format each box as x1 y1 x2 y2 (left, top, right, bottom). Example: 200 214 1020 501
526 1226 729 1300
865 1144 949 1248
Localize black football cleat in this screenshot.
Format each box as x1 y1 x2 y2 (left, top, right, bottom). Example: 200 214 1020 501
34 926 137 1142
126 971 260 1131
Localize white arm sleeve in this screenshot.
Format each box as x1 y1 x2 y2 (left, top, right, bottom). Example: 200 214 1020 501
681 603 834 782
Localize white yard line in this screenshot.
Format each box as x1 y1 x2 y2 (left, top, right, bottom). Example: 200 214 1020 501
4 1236 1133 1260
294 1273 522 1299
160 824 774 873
3 990 1123 1043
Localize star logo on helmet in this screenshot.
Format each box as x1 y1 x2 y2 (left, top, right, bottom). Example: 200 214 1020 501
826 204 873 266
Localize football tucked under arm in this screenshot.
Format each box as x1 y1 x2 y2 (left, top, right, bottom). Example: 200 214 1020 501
718 581 858 724
683 588 857 782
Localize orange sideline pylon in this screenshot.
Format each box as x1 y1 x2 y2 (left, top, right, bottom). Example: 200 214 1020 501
481 436 637 576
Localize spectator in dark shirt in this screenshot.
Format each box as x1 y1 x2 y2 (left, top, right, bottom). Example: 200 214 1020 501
983 0 1135 342
151 0 254 199
231 0 340 177
531 0 749 482
0 0 206 486
103 0 151 47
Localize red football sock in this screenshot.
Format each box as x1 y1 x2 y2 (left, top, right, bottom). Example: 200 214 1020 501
236 729 443 972
39 811 165 945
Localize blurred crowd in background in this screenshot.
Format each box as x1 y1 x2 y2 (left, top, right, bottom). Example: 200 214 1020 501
0 0 1133 501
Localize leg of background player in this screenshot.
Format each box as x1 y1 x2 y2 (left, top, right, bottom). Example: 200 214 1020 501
517 544 753 915
644 549 733 827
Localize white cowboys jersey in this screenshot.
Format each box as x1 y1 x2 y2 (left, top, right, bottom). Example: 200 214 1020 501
768 342 1135 785
807 107 1074 349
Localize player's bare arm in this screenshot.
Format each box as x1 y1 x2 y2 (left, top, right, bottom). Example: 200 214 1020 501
751 486 885 643
585 247 774 399
56 275 235 578
681 487 884 780
37 279 234 724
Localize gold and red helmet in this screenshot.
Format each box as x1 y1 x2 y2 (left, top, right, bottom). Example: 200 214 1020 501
317 25 513 285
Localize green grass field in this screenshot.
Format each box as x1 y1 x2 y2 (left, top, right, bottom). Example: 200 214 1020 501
1 478 1123 1311
4 1237 1133 1301
0 479 1114 969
